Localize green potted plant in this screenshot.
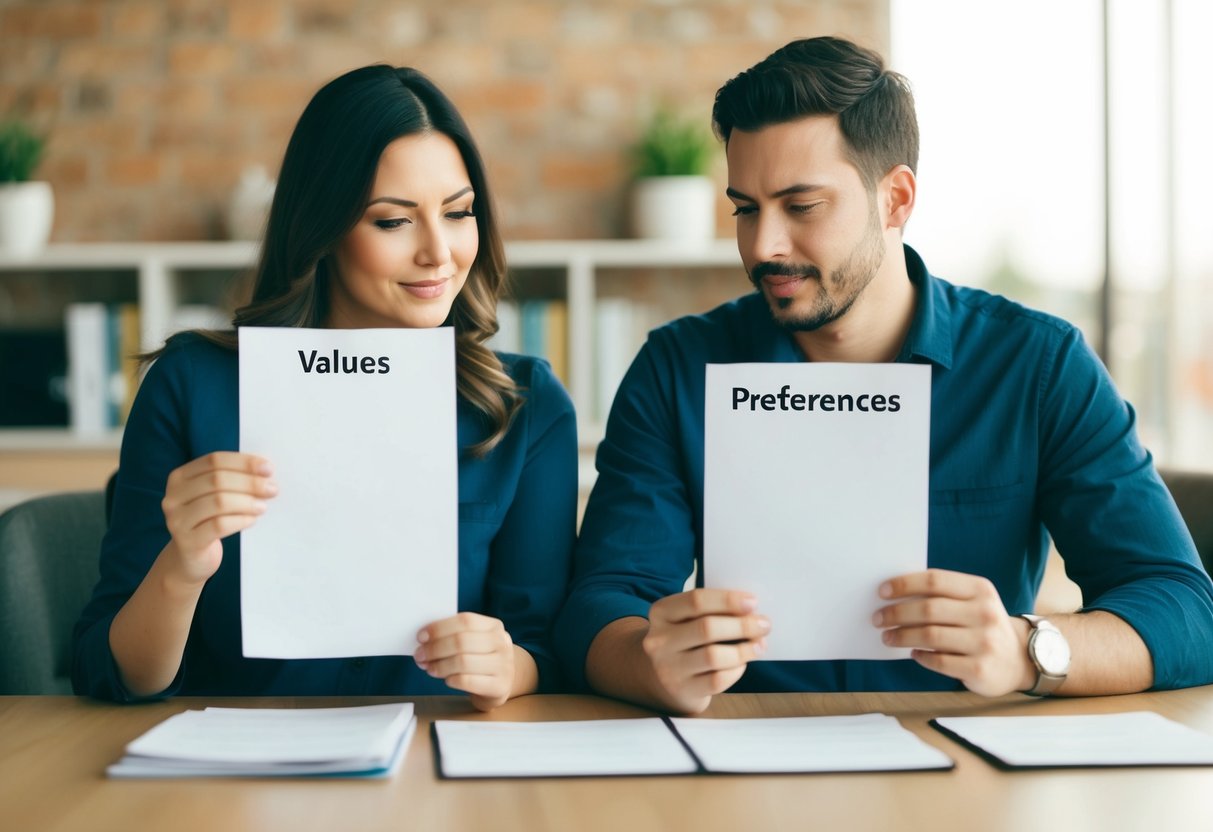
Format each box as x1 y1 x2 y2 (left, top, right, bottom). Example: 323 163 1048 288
629 108 718 242
0 119 53 259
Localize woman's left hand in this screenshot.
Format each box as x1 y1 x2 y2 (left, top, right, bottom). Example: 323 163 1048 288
415 613 529 711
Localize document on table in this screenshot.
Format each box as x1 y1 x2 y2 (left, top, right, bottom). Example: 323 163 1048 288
107 703 417 778
239 327 458 659
931 711 1213 768
432 713 952 778
703 363 931 660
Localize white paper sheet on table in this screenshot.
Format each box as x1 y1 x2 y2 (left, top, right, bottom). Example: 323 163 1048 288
432 718 701 778
703 362 931 661
239 326 457 659
669 713 952 773
931 711 1213 767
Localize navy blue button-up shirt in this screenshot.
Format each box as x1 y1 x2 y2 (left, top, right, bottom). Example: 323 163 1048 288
557 245 1213 692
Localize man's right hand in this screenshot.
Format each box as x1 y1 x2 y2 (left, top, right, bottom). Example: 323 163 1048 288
640 589 770 714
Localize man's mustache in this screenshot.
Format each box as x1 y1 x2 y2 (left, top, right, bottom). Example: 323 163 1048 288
749 261 822 286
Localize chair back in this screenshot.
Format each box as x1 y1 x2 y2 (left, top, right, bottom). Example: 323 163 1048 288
1159 468 1213 575
0 490 106 694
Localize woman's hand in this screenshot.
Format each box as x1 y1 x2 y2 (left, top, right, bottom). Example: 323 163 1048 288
414 613 536 711
160 451 276 586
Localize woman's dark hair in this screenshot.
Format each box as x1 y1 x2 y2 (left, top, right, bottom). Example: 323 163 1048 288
158 65 520 455
712 36 919 190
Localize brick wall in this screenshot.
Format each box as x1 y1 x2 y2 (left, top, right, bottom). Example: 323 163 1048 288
1 0 887 242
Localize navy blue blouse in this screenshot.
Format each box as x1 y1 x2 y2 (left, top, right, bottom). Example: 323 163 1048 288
73 333 577 700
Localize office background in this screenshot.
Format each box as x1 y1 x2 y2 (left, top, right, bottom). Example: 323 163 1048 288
1 0 1210 500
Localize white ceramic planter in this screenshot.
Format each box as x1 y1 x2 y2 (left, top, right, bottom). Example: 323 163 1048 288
631 175 716 242
0 181 54 258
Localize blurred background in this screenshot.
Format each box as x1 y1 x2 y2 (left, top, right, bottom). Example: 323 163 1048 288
0 0 1209 502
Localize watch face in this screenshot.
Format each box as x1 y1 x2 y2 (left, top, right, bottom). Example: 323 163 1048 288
1033 628 1072 675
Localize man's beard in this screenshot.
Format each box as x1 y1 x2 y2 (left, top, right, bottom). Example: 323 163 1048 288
749 211 886 333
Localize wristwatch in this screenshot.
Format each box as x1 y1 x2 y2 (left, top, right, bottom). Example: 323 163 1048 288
1020 614 1071 696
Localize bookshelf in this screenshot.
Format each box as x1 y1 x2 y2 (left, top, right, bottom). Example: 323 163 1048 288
0 239 744 501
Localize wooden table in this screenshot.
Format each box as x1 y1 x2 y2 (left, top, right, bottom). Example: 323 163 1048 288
3 689 1212 832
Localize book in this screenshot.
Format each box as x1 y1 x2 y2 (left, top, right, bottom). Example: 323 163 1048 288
65 302 110 434
491 299 521 353
64 302 143 432
593 297 639 423
930 711 1213 769
545 299 568 386
107 703 416 779
432 713 953 779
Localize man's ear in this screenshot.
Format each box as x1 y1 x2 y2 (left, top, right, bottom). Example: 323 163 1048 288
881 164 916 231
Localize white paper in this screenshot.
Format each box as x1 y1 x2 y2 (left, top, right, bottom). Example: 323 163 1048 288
239 327 457 658
703 362 931 660
670 713 952 773
933 711 1213 767
433 719 700 778
108 704 416 778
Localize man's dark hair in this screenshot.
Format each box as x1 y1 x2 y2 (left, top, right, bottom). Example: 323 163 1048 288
712 36 919 190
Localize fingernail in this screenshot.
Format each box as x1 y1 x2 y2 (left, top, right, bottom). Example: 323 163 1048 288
257 461 274 476
264 480 278 496
416 630 430 644
252 500 268 513
740 594 758 612
872 611 884 626
879 582 893 599
414 647 427 662
882 630 893 644
756 616 771 633
753 638 767 657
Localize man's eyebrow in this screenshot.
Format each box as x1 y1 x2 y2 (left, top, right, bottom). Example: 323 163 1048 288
725 184 828 203
367 186 474 208
772 183 826 198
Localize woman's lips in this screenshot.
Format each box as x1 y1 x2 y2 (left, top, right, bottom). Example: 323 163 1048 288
399 278 447 299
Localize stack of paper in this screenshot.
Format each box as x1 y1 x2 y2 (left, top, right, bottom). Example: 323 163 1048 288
432 713 952 778
107 703 416 779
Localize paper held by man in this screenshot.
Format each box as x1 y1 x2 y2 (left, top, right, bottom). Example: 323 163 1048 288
704 362 931 661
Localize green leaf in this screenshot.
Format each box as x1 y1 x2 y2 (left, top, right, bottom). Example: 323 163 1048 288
630 109 715 178
0 121 47 183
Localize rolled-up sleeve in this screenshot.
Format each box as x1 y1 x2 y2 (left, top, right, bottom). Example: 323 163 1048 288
1037 327 1213 689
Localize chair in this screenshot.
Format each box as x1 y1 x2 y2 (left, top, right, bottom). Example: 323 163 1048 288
0 490 107 694
1159 468 1213 575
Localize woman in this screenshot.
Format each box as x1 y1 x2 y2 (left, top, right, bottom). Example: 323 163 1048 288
72 66 577 711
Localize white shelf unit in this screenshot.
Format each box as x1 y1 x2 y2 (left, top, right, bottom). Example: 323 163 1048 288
0 239 743 456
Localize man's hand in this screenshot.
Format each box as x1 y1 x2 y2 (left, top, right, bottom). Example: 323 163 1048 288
873 569 1035 696
640 589 770 714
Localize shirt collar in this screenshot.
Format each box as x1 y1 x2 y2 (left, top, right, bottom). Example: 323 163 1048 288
897 243 953 370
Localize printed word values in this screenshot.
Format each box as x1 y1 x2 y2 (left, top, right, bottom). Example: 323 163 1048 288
298 350 391 374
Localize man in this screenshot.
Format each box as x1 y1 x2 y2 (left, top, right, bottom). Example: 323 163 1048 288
554 36 1213 714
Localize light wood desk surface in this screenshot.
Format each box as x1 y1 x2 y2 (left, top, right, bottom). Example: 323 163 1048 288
3 688 1213 832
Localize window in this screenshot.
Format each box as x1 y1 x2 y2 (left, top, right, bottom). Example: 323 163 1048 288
891 0 1213 469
